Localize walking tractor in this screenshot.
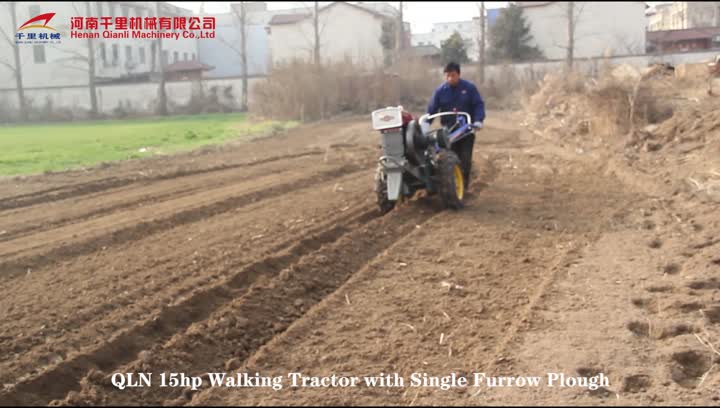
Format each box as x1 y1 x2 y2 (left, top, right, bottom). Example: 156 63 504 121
371 105 479 214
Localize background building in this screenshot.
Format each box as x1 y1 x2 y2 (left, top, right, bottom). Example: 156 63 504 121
267 2 408 68
647 1 720 31
517 1 647 59
0 2 198 89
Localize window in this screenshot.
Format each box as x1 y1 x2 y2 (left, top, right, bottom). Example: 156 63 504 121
112 44 119 65
135 7 142 18
29 5 40 17
122 5 129 18
183 52 188 61
173 51 178 62
97 2 103 16
139 47 145 64
99 43 107 66
125 45 132 62
33 44 45 63
162 50 169 65
191 53 196 61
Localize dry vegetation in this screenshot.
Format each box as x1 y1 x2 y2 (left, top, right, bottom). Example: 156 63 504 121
251 58 433 122
250 59 535 122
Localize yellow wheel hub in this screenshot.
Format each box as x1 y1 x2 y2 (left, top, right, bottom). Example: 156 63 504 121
453 165 464 200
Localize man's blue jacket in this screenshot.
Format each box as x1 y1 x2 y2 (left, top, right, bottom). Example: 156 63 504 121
427 78 485 128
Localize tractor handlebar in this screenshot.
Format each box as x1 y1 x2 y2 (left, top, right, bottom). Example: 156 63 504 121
419 111 472 125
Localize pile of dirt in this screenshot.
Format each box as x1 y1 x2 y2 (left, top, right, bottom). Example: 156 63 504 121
522 63 720 202
521 66 678 151
642 98 720 146
630 99 720 202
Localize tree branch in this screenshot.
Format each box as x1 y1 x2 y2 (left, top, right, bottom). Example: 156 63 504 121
218 35 244 57
0 24 14 47
0 59 17 73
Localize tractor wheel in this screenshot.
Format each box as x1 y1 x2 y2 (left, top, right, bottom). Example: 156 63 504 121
374 166 396 215
436 150 465 210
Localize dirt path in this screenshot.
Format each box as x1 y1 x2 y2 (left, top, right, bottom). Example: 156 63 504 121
0 113 717 406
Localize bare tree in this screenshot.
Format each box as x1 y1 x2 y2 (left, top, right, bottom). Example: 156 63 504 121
395 1 403 58
0 2 28 121
238 3 248 111
87 2 98 116
477 1 485 84
613 33 644 56
313 1 320 65
561 1 586 73
223 2 249 111
292 2 329 64
156 1 168 116
566 2 574 71
53 2 100 117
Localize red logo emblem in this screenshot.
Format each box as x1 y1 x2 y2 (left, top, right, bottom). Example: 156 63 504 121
18 12 57 31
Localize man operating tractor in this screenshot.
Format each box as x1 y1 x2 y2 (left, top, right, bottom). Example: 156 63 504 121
425 61 485 189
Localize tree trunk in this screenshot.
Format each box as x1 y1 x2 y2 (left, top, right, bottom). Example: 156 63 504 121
313 1 320 65
396 1 403 59
566 1 574 73
9 3 28 121
87 2 98 118
478 1 485 84
239 2 248 111
156 2 168 116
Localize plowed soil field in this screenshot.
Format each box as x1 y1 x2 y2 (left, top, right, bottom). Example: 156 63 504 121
1 113 718 406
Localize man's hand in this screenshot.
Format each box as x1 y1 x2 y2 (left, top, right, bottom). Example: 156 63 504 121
472 121 484 129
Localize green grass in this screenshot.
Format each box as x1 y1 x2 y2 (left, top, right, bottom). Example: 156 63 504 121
0 113 298 176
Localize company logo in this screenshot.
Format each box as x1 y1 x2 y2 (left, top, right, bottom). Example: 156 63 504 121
18 12 57 31
16 12 61 44
380 115 395 122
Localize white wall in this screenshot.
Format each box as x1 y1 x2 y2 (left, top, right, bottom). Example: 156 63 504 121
0 77 264 120
523 2 647 60
477 49 720 84
269 3 386 68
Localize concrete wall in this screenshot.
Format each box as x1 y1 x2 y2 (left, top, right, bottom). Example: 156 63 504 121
269 2 386 68
0 76 265 119
523 2 647 60
477 49 720 83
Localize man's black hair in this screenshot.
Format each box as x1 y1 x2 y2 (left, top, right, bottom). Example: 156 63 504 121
444 62 461 74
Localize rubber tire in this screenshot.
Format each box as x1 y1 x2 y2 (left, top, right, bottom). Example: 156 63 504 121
374 166 396 215
436 150 465 210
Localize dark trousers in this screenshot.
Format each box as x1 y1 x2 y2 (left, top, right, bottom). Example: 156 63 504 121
452 133 475 189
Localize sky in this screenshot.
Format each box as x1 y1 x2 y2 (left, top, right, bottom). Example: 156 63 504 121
168 2 669 34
